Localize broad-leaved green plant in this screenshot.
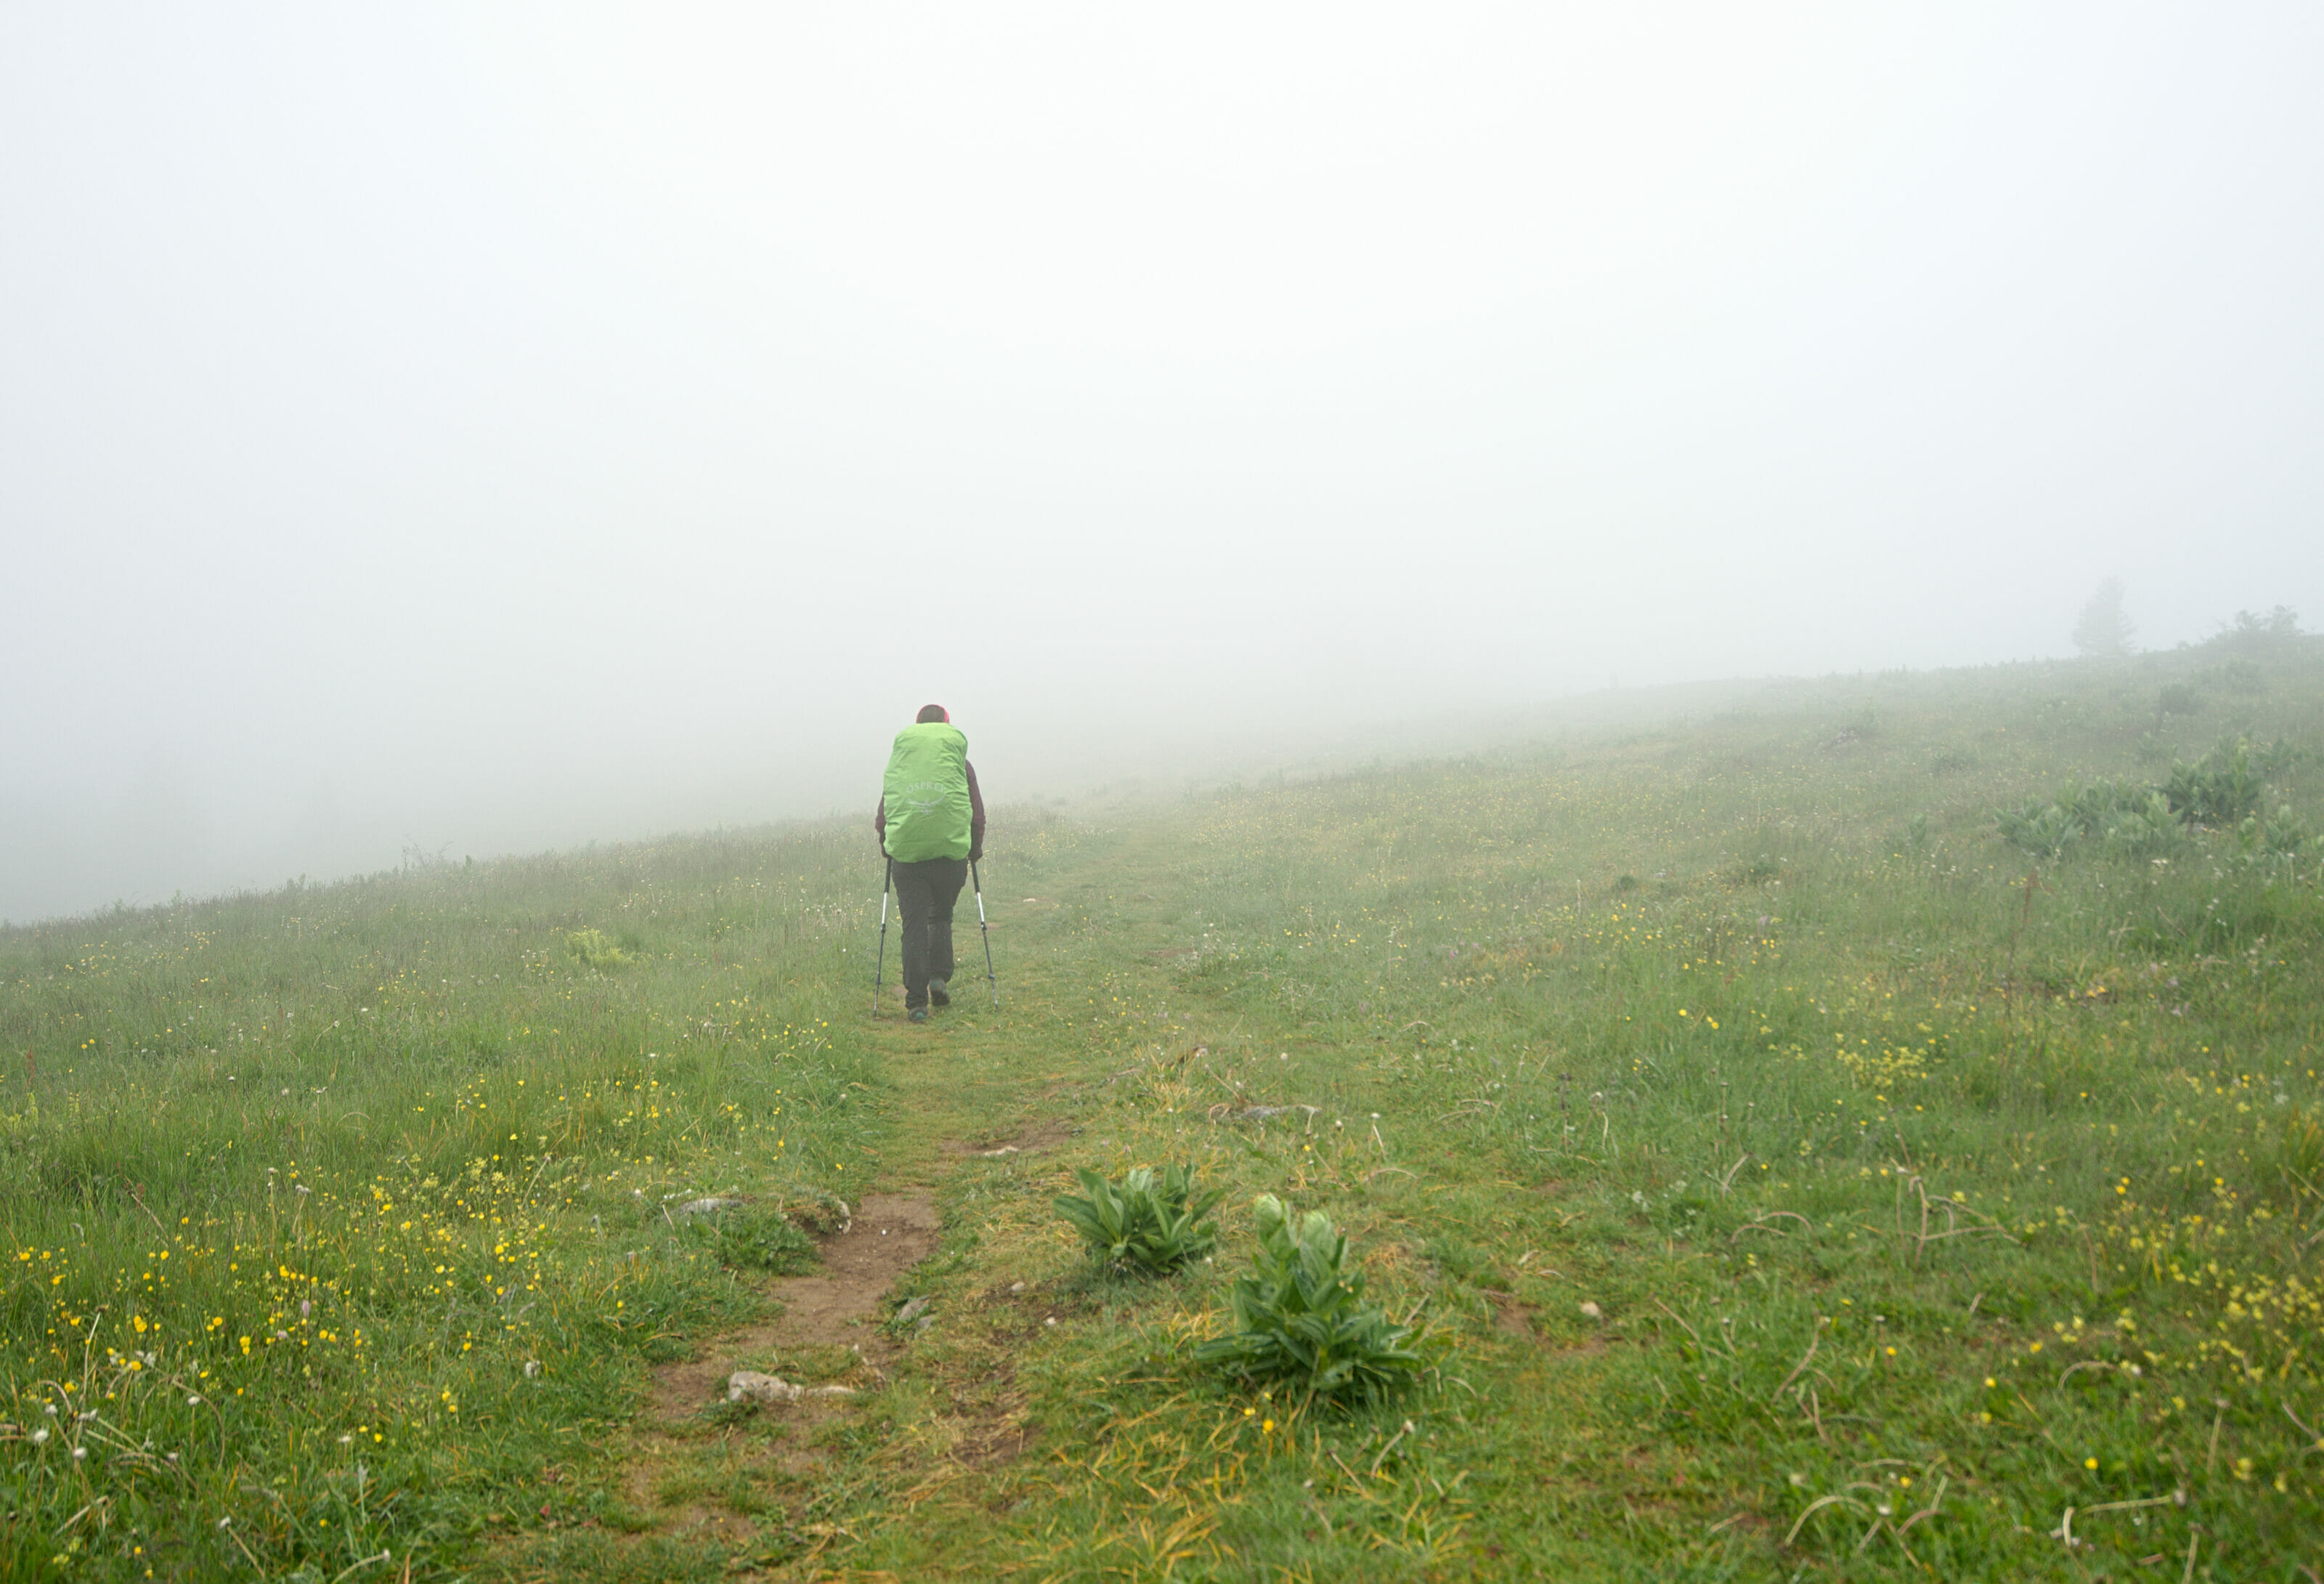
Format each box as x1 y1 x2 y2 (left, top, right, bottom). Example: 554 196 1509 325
1054 1164 1224 1274
1193 1195 1423 1406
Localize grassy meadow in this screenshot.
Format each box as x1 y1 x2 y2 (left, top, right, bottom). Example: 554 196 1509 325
4 633 2323 1581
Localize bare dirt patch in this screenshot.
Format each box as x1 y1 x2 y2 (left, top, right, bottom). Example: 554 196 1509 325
772 1190 943 1339
941 1120 1075 1159
1483 1291 1537 1340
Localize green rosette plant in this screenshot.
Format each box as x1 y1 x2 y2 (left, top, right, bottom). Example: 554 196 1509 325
1053 1163 1224 1274
1194 1195 1423 1407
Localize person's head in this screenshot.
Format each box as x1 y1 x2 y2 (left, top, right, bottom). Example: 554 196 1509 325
915 704 949 724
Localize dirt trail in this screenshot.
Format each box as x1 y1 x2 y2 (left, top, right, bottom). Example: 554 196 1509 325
610 1126 1073 1556
618 1191 942 1548
642 1191 942 1422
938 1120 1075 1160
764 1189 944 1341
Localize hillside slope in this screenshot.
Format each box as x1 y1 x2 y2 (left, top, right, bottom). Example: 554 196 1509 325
4 638 2321 1580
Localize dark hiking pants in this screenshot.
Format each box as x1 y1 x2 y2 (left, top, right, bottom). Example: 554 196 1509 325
892 857 967 1010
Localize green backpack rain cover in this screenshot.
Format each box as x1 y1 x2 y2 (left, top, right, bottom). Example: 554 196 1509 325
882 723 972 861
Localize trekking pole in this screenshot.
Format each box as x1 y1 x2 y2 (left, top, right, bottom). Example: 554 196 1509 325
971 860 999 1008
871 857 893 1018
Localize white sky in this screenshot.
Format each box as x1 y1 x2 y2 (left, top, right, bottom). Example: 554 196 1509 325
5 4 2321 919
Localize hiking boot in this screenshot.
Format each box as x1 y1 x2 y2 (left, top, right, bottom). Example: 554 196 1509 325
928 978 951 1007
908 1006 929 1023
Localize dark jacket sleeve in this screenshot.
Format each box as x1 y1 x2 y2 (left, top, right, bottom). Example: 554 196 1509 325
966 763 986 860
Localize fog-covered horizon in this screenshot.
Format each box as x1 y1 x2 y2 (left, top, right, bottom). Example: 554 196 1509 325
7 6 2322 922
1 645 2298 929
0 667 1861 925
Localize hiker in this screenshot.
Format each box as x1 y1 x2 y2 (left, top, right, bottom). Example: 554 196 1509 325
874 704 986 1022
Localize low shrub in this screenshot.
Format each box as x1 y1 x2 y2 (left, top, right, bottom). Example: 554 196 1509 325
2156 681 2206 723
2209 657 2267 694
564 927 632 970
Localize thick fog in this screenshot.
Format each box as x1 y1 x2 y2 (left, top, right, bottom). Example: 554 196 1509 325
5 5 2322 922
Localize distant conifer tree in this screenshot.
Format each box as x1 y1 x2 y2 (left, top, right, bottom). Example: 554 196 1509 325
2072 577 2136 658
